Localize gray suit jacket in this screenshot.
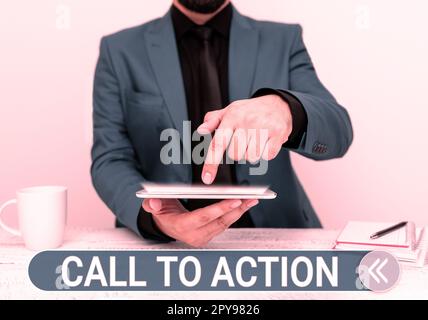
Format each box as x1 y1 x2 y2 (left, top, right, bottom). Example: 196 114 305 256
91 7 353 235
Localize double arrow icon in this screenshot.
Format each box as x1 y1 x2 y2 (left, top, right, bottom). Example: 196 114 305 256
359 251 401 292
368 258 388 283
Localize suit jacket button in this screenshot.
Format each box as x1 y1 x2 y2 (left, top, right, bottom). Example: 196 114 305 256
312 143 320 153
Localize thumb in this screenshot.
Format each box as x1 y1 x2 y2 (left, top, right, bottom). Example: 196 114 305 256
142 198 163 214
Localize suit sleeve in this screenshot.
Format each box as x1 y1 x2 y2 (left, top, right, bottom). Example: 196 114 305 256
252 88 308 149
282 25 353 160
91 37 151 236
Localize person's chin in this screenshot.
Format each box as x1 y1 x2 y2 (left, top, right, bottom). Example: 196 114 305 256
178 0 227 14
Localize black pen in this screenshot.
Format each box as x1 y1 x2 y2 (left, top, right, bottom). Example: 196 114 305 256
370 221 408 240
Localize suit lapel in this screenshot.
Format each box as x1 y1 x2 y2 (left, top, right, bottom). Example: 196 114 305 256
229 7 260 102
144 11 189 145
145 11 191 182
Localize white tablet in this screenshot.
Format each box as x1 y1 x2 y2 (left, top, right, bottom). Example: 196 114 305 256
135 183 277 200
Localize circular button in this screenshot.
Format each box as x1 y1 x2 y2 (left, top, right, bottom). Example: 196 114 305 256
358 251 401 292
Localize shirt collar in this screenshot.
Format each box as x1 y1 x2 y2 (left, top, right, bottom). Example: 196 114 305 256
171 3 232 39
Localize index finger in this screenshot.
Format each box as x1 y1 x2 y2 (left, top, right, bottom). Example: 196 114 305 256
202 123 234 184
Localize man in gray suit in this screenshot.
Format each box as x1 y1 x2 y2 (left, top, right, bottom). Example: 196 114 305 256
91 0 353 246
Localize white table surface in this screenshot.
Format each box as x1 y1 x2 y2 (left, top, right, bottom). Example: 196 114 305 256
0 227 427 300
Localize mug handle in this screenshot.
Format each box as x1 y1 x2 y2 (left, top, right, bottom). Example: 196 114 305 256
0 199 21 236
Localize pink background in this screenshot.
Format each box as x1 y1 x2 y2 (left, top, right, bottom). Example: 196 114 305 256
1 0 427 230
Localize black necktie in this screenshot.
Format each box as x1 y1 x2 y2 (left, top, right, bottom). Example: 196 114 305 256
193 26 223 122
187 26 234 210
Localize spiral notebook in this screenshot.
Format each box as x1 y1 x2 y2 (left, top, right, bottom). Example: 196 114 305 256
334 221 427 267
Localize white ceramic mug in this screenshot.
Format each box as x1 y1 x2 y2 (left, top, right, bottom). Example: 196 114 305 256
0 186 67 250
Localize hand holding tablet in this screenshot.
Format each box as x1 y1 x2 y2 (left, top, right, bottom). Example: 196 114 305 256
137 183 275 247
